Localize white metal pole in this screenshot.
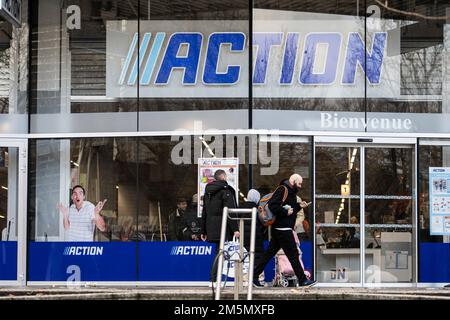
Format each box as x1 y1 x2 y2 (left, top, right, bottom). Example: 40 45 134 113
235 218 244 300
215 207 229 300
247 207 257 300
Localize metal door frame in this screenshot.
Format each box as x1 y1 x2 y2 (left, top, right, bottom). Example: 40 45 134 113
0 139 27 286
313 136 417 287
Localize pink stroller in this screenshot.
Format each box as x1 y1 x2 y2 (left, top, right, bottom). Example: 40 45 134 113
273 231 311 287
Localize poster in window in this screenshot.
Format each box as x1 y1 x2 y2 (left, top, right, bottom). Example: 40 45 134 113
198 158 239 218
429 167 450 235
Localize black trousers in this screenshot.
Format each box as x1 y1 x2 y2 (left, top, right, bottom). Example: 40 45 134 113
254 228 307 283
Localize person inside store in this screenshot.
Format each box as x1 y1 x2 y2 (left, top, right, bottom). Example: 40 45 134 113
366 229 381 249
58 185 106 242
388 200 398 221
316 225 327 249
200 169 240 283
252 174 316 288
182 194 202 241
294 195 311 241
168 198 188 241
119 216 134 241
394 200 409 223
366 202 383 224
349 215 360 239
340 216 360 248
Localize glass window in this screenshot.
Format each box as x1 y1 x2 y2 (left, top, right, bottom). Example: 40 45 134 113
137 135 250 242
253 136 312 203
252 1 365 132
367 0 450 134
252 136 313 284
0 0 28 134
136 134 249 281
28 137 138 282
253 136 312 237
30 0 138 133
29 137 138 242
137 136 197 242
418 140 450 283
28 134 250 282
252 1 450 135
0 146 19 281
137 0 249 131
30 0 250 133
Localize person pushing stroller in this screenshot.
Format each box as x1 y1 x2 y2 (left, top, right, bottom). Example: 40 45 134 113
253 174 316 288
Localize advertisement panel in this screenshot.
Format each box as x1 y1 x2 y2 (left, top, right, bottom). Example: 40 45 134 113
138 242 214 281
429 167 450 236
28 242 137 281
198 158 239 218
27 240 313 283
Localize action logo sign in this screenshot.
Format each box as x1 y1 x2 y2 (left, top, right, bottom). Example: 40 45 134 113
106 11 400 98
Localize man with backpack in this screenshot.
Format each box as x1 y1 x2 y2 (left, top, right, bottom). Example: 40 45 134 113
200 169 240 283
253 174 317 288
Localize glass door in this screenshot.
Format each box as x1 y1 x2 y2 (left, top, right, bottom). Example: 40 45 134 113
314 137 416 286
364 146 415 284
0 140 27 285
315 145 362 284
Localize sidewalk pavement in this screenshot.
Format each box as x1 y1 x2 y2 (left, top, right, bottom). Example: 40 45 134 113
0 286 449 300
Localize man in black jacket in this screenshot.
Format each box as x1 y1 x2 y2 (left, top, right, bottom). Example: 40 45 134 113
253 174 316 288
201 169 240 282
182 194 202 241
168 198 188 241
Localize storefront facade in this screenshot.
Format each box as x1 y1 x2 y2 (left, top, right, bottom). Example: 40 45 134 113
0 0 449 287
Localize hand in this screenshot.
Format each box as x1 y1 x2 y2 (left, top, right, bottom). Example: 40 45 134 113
234 231 240 238
201 234 207 241
95 199 107 214
287 208 294 216
57 203 68 216
300 201 311 208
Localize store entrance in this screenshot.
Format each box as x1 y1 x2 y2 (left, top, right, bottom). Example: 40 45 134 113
0 140 27 285
314 137 416 286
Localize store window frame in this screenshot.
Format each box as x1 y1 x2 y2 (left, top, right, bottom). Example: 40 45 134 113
417 138 450 286
0 139 27 286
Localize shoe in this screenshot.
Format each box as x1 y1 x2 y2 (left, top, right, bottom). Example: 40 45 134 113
298 279 317 287
252 278 264 288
